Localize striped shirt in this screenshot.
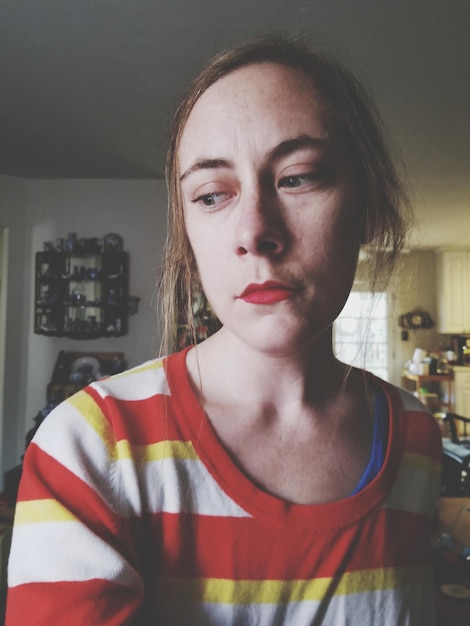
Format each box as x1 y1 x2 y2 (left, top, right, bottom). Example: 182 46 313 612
6 348 442 625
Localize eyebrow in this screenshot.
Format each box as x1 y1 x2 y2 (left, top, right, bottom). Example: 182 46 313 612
180 158 233 182
269 135 328 161
179 134 328 182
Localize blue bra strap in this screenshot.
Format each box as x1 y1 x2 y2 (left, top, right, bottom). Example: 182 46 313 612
349 386 389 496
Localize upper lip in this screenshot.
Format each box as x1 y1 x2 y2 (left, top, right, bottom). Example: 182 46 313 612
239 281 298 298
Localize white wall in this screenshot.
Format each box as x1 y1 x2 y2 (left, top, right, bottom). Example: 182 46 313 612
1 177 168 477
0 177 29 480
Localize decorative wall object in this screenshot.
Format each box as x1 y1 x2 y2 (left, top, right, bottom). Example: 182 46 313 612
35 234 130 338
398 309 434 341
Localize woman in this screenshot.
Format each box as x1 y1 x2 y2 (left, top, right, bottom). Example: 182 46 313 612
7 36 442 625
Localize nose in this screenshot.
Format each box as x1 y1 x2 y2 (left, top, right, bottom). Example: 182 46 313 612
234 189 287 257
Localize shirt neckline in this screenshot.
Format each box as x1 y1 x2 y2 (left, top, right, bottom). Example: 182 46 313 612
164 347 405 532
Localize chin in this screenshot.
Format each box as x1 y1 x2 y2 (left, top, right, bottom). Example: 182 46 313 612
226 322 322 358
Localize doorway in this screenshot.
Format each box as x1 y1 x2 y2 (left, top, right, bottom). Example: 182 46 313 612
0 228 8 456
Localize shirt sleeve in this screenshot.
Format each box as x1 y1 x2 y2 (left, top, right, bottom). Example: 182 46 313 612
6 389 146 625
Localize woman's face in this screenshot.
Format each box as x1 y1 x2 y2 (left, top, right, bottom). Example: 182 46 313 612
178 62 362 357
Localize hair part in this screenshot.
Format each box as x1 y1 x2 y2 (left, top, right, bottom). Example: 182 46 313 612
159 33 412 354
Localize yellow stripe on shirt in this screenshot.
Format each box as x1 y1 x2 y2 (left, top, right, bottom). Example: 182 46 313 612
14 499 78 525
401 451 441 479
67 391 117 458
116 439 199 463
159 566 429 605
67 389 197 464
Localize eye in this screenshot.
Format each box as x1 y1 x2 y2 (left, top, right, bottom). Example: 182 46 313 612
193 191 232 209
278 172 321 189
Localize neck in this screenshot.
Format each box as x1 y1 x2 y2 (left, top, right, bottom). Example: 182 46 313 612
186 326 356 418
184 326 374 505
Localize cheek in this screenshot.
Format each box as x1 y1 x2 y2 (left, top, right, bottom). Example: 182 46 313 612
295 203 361 300
185 220 227 294
184 209 206 263
325 191 363 251
298 198 361 255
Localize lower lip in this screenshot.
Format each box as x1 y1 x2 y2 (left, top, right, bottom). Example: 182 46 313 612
241 288 295 304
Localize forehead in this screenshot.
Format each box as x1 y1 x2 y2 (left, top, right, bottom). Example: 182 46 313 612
178 63 332 165
203 61 320 104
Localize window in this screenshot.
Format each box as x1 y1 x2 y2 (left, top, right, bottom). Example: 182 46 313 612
334 291 389 380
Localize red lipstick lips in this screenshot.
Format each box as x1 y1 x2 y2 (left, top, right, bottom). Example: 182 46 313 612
239 281 297 304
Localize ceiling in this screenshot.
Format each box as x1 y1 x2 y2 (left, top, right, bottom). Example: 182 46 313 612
1 0 469 249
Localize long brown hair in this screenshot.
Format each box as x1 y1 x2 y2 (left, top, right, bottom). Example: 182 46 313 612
159 34 411 354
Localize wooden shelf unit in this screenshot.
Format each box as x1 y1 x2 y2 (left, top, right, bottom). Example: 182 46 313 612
402 372 453 412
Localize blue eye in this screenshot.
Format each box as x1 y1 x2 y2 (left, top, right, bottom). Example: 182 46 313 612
279 173 318 189
194 192 228 208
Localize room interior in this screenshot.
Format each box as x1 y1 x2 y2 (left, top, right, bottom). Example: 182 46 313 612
1 0 469 481
1 0 470 619
0 0 469 463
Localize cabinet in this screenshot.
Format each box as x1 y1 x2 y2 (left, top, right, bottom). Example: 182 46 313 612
454 367 470 419
35 250 129 338
436 251 470 334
